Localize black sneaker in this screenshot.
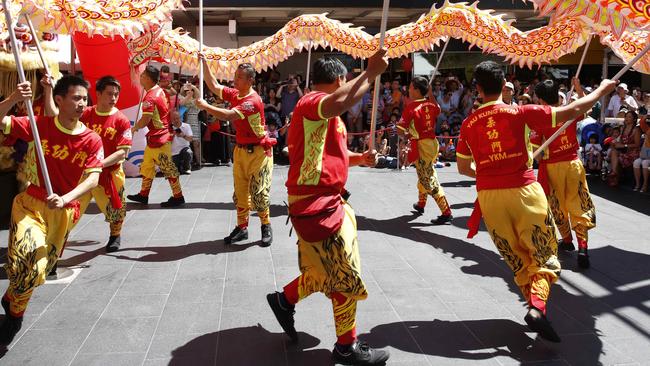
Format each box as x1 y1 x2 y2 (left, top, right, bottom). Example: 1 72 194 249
224 227 248 245
524 307 561 343
261 224 273 247
558 240 575 252
431 214 453 225
266 292 297 342
106 235 121 253
47 262 58 279
0 298 22 346
412 203 424 214
332 341 390 365
578 248 590 269
127 193 149 204
160 196 185 208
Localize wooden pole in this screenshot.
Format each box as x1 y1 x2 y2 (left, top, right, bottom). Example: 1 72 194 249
368 0 390 150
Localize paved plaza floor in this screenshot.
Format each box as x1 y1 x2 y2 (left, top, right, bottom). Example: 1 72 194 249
0 164 648 365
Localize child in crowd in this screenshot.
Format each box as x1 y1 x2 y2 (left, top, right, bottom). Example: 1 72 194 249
399 138 410 170
583 134 603 173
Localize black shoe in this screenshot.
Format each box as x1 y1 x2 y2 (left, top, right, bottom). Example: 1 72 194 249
47 262 58 279
224 227 248 245
266 292 297 342
127 193 149 204
160 196 185 208
558 240 575 252
431 214 453 225
524 307 561 343
0 298 22 346
412 203 424 214
578 248 590 269
261 224 273 247
332 341 390 365
106 235 121 253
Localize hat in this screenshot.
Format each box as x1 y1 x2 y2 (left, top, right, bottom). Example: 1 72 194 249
504 82 514 90
518 93 532 102
618 83 628 92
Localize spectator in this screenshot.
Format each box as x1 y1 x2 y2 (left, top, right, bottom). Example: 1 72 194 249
437 90 457 128
583 134 603 173
278 77 303 120
264 88 282 114
518 93 532 105
431 80 443 101
607 83 638 117
638 91 650 115
445 77 463 108
459 87 475 117
609 110 641 185
347 97 365 134
170 110 193 174
633 115 650 192
398 138 410 170
438 131 456 162
502 81 516 105
179 83 203 169
390 79 403 112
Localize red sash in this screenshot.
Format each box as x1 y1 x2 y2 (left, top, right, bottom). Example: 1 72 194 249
99 165 123 210
288 193 344 242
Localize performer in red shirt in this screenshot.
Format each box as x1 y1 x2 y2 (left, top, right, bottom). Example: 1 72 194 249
266 51 390 365
456 61 616 342
127 66 185 207
0 76 104 345
198 61 274 246
397 76 453 224
530 78 595 269
79 76 132 252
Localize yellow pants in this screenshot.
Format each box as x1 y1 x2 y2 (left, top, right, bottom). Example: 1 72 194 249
284 201 367 339
478 183 561 312
79 168 126 236
3 193 76 316
545 159 596 243
233 145 273 227
415 139 450 214
140 143 179 180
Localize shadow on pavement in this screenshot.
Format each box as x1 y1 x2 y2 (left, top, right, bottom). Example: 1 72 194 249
108 239 257 263
360 319 556 362
171 325 331 366
587 177 650 216
356 212 650 363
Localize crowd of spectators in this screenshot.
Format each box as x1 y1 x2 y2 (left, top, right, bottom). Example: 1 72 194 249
164 63 648 192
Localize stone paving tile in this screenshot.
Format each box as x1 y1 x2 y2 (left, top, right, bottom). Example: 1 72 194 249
0 165 648 365
70 352 146 366
78 317 159 354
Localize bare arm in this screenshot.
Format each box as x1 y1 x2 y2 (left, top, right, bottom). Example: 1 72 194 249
102 148 129 168
42 75 58 116
132 114 152 132
456 157 476 178
320 49 389 119
195 99 241 122
201 57 224 97
48 171 100 209
555 79 617 123
348 149 378 167
1 82 32 126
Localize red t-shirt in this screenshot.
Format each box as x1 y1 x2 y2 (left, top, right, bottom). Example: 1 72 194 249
456 102 554 190
220 87 266 145
81 106 132 157
397 98 440 140
530 117 580 163
141 85 171 147
286 91 349 196
7 116 104 195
